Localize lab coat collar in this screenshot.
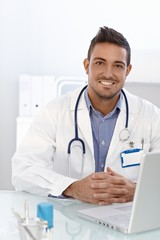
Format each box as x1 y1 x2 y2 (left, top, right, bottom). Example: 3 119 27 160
70 86 87 110
122 88 139 114
70 86 139 113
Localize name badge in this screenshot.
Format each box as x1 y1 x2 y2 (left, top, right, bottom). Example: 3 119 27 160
120 148 144 168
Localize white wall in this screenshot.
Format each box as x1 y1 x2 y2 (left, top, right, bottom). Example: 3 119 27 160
0 0 160 189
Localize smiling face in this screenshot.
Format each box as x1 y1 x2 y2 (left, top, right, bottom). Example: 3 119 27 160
84 42 132 109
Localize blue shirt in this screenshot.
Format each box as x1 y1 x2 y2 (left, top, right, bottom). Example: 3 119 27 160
84 90 122 172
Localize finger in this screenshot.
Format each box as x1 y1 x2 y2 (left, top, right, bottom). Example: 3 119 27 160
91 173 126 185
93 188 128 199
106 167 124 178
98 197 127 205
91 181 127 190
91 172 111 180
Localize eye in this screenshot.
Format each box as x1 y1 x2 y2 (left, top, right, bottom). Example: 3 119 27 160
115 64 124 69
95 61 104 66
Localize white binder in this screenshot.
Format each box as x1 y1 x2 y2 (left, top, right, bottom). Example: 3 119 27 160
19 75 56 117
31 75 43 116
19 75 32 116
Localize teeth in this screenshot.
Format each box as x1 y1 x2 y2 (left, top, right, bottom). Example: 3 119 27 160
100 81 113 85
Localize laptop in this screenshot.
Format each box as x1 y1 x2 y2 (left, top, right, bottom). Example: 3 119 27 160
77 151 160 234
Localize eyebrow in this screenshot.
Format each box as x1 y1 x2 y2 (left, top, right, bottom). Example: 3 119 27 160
93 57 106 61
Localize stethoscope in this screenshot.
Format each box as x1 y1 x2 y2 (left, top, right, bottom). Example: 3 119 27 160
67 85 130 177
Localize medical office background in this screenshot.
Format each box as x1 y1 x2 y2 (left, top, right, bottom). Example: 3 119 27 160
0 0 160 190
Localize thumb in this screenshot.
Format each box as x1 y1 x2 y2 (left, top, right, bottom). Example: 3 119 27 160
106 167 123 177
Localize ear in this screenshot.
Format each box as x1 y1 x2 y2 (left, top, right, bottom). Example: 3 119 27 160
126 64 132 76
83 58 89 74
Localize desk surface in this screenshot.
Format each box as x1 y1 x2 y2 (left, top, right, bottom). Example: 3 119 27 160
0 191 160 240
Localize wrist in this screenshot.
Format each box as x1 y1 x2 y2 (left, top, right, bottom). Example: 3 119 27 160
63 181 77 198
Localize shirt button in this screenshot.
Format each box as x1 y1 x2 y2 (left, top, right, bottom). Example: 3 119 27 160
100 163 104 168
101 140 105 145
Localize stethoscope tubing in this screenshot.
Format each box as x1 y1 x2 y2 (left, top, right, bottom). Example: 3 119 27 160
67 85 130 177
67 85 87 155
121 89 129 128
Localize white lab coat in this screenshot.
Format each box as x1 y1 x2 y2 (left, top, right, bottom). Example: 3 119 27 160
12 87 160 197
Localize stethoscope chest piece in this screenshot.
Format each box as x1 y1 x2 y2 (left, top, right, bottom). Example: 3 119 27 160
119 128 130 141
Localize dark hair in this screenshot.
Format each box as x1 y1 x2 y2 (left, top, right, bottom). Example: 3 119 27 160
87 26 131 66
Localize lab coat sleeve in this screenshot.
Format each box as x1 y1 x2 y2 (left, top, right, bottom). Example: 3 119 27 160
11 102 77 197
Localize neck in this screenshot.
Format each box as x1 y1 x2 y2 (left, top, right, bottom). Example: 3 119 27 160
88 93 120 116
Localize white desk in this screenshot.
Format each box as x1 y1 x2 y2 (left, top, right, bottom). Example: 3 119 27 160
0 191 160 240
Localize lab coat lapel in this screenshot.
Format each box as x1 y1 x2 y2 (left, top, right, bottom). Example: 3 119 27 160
107 107 126 159
78 107 94 155
107 89 138 162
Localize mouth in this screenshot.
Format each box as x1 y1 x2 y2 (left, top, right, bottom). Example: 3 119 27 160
98 80 115 86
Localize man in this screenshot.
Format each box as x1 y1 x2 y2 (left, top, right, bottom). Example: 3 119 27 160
12 26 160 205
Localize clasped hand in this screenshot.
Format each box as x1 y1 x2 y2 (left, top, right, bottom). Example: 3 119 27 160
63 167 136 205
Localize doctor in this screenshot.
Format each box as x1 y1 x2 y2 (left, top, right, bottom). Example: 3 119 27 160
12 26 160 205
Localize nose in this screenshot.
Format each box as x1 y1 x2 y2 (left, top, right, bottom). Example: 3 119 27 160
102 65 113 79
